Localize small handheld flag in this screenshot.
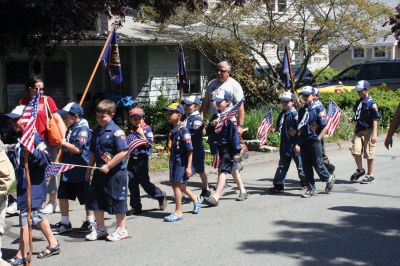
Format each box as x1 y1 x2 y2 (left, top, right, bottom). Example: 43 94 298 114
20 89 41 154
258 107 273 146
215 99 244 133
325 100 342 137
45 163 75 179
126 133 148 159
102 28 123 84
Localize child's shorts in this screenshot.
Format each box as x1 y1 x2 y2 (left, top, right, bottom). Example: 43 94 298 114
20 208 46 226
57 179 89 205
87 170 128 214
169 159 189 184
350 128 376 159
193 148 205 173
218 146 240 174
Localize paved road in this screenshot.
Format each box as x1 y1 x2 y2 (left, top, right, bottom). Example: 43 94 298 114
2 139 400 266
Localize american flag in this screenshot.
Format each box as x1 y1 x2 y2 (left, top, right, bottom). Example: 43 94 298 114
45 163 75 179
20 89 41 153
126 133 148 158
258 107 273 146
325 100 342 137
215 99 244 133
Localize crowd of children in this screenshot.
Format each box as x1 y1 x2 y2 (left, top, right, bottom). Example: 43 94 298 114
0 77 381 265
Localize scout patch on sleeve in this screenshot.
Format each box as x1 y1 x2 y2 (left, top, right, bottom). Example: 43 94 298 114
146 132 154 138
114 129 126 139
294 115 298 120
79 131 88 138
37 142 47 151
318 110 326 118
194 120 203 126
372 103 378 110
184 133 191 144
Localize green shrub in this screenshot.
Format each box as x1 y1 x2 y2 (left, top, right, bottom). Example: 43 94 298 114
313 67 341 83
141 95 173 135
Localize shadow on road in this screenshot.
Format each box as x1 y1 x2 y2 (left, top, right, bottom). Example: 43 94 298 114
238 206 400 266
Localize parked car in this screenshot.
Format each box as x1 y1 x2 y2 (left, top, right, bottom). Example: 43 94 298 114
318 60 400 90
255 65 316 87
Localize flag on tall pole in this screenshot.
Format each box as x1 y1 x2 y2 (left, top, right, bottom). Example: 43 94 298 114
325 100 342 137
102 28 123 84
20 89 41 153
177 44 188 101
258 107 273 146
215 99 244 133
282 48 291 89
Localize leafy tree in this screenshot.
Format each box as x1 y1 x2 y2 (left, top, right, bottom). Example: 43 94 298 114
389 4 400 39
163 0 392 105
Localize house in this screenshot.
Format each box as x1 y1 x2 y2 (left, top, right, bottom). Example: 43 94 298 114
329 0 399 69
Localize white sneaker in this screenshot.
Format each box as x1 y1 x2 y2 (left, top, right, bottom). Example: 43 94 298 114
42 202 57 214
6 202 19 215
85 227 108 241
106 227 128 242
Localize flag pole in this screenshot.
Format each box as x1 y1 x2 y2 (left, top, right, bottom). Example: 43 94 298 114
178 44 184 102
285 46 300 107
51 162 102 170
55 28 114 163
24 150 33 266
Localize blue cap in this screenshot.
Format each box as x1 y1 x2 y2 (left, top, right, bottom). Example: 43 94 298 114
58 102 84 116
163 103 185 115
182 96 201 106
211 90 233 103
353 80 371 91
4 105 25 119
302 86 316 96
280 91 296 101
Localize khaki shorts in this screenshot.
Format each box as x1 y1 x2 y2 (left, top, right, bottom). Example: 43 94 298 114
350 128 376 159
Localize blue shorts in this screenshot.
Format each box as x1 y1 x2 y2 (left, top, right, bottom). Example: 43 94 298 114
57 179 89 205
192 148 205 173
87 170 128 214
218 146 240 174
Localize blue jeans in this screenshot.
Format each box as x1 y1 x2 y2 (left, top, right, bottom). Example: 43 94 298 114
273 151 306 186
300 139 331 190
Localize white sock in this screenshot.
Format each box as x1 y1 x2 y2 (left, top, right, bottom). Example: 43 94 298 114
87 216 95 223
61 216 70 225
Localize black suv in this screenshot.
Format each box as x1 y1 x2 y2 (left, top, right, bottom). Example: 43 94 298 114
319 60 400 90
256 65 315 87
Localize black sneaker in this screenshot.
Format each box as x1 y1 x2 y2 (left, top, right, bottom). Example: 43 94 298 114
325 175 336 193
126 208 142 216
79 220 94 233
269 185 284 193
360 175 375 184
52 222 72 235
350 168 365 183
200 189 212 198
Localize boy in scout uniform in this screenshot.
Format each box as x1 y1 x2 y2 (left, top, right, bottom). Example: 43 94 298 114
163 103 202 222
270 92 306 193
85 100 129 241
182 96 211 198
52 102 94 235
126 107 167 215
297 86 335 198
349 80 380 184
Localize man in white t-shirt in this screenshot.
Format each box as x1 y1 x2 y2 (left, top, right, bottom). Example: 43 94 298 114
200 61 245 134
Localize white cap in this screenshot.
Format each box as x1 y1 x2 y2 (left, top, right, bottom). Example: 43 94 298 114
353 80 371 91
4 105 25 119
280 91 296 101
302 86 315 95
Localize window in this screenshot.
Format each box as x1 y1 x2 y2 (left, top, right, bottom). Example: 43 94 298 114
266 0 287 12
337 65 361 81
352 47 366 59
373 47 387 58
358 64 381 80
184 49 201 94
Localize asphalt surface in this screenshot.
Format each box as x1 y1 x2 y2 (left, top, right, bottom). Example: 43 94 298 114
2 138 400 266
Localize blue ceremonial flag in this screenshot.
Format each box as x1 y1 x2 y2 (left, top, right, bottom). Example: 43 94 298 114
102 28 123 84
282 49 291 89
177 44 188 98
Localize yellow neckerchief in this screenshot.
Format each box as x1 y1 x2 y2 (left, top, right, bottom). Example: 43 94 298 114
167 123 185 158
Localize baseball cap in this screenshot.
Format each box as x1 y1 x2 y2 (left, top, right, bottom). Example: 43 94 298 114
129 107 145 117
182 96 201 106
353 80 371 91
314 88 321 97
280 91 296 101
163 103 185 115
4 105 25 119
58 102 83 116
211 90 233 103
302 86 316 96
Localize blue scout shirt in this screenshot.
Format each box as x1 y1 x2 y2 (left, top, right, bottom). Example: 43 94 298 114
206 111 241 156
16 133 51 210
61 119 91 183
354 95 381 132
167 124 193 180
277 106 298 156
297 101 327 145
183 110 204 153
90 120 128 170
127 123 153 157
